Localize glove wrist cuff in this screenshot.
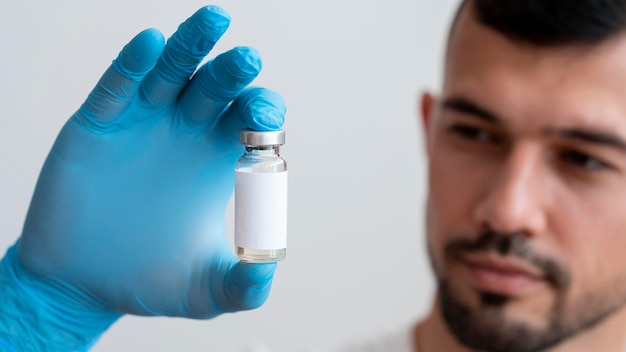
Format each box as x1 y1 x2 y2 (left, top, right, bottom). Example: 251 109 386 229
0 245 121 351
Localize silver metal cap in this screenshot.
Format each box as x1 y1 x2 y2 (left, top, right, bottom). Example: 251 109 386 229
239 129 285 146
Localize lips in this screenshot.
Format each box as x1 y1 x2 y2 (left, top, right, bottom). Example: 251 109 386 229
461 254 545 296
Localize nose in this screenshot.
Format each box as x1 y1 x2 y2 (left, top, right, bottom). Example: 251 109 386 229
473 142 548 237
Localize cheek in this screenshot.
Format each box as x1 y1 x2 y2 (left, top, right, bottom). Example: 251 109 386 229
575 221 626 285
550 188 626 301
427 142 497 227
426 146 496 266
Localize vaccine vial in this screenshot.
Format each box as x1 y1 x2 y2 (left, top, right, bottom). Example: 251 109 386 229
235 129 287 263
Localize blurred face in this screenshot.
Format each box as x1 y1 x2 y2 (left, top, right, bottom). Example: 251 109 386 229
423 5 626 352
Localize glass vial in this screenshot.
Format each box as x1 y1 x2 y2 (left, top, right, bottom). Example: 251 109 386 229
235 129 287 263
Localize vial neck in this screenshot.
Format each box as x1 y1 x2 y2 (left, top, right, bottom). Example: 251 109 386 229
244 146 280 156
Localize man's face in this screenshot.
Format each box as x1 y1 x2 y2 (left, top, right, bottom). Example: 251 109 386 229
423 4 626 352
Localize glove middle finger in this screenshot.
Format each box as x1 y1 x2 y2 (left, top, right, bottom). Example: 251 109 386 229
139 6 231 107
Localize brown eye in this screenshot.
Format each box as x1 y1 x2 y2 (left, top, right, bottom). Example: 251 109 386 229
449 124 499 143
560 150 610 171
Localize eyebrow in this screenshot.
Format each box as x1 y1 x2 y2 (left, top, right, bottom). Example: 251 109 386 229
442 97 501 124
546 128 626 152
441 97 626 152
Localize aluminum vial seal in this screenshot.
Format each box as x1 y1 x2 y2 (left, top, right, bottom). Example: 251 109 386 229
239 129 285 146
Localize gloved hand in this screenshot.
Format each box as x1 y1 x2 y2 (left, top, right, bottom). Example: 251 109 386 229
0 5 286 351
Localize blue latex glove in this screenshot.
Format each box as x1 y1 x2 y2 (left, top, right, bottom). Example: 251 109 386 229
0 5 286 351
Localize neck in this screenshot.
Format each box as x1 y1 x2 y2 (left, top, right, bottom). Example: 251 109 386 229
413 295 626 352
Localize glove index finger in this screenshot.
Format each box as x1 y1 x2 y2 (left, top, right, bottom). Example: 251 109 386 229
237 87 286 131
214 87 286 148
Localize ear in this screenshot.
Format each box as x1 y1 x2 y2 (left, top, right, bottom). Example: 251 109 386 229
420 92 437 153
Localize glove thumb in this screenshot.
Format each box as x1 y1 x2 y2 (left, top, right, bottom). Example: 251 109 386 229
216 261 276 312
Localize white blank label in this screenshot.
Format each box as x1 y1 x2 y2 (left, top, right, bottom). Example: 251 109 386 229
235 171 288 249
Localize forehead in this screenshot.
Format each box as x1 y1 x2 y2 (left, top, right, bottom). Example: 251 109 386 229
445 5 626 131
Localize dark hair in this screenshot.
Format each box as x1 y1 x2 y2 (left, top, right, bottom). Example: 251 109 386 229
471 0 626 45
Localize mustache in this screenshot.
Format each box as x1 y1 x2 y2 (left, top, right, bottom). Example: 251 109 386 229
444 229 571 289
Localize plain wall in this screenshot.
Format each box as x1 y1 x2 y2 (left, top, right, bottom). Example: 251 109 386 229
0 0 459 351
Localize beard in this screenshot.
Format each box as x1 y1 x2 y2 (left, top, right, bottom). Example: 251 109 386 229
434 230 626 352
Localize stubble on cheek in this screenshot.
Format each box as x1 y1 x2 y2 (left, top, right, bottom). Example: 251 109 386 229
429 227 626 352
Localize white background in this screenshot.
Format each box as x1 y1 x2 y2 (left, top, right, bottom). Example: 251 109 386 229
0 0 458 351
